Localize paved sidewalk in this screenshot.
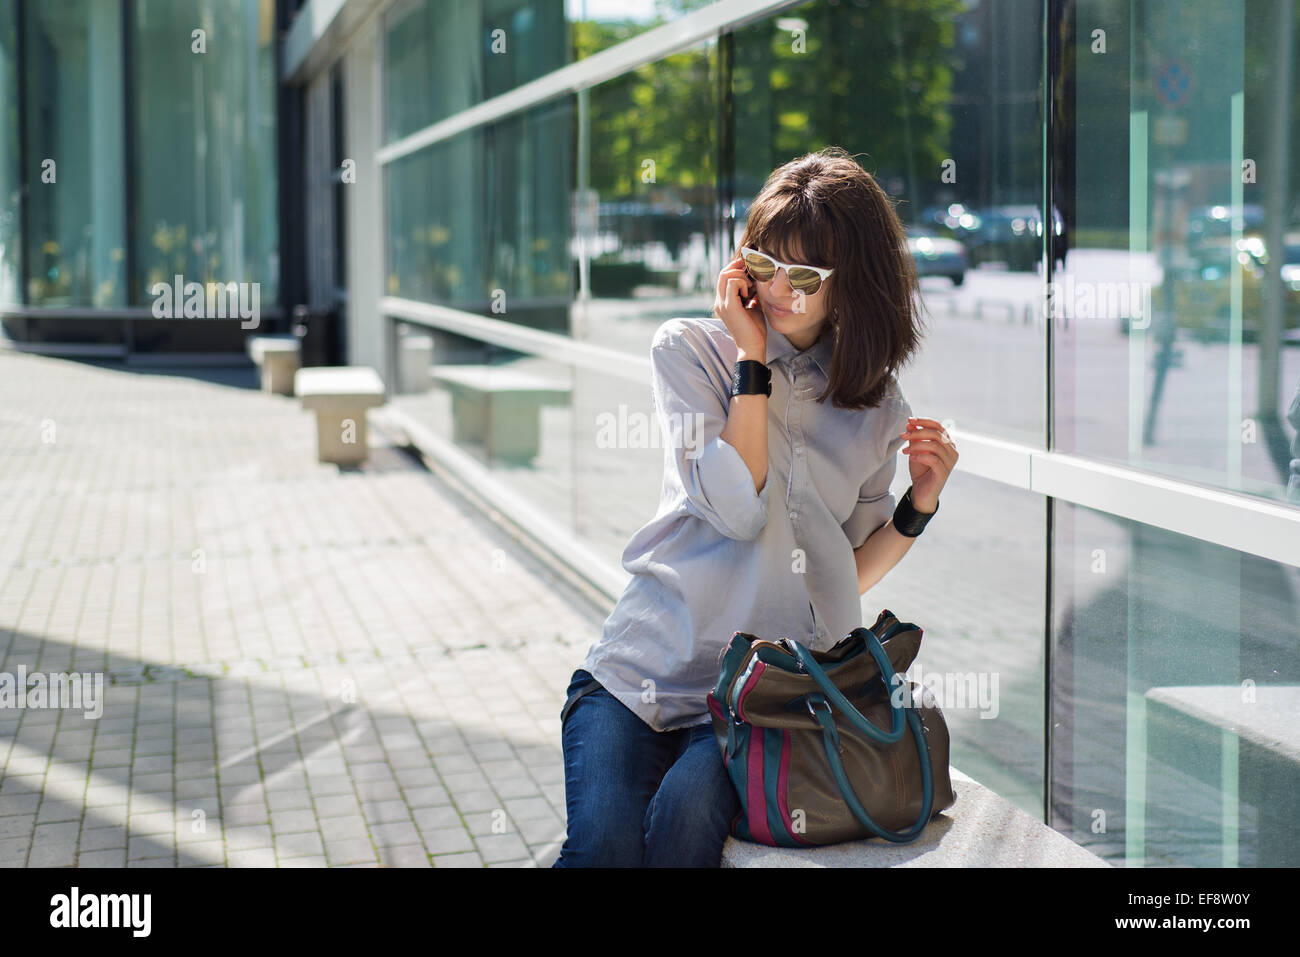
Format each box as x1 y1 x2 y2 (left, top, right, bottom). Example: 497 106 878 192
0 352 609 867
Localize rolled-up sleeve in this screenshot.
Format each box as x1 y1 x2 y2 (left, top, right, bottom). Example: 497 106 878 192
841 394 911 550
650 324 771 541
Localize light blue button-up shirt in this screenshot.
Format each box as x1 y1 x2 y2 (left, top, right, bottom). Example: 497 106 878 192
582 314 913 732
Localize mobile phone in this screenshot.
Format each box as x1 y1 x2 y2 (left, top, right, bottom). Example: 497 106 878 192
740 265 756 306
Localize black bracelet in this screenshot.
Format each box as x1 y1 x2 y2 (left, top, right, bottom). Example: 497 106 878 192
730 359 772 397
892 485 938 537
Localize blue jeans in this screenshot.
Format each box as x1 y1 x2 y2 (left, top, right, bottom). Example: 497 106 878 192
552 669 740 867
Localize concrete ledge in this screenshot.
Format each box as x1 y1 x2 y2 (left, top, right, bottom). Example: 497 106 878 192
721 768 1110 868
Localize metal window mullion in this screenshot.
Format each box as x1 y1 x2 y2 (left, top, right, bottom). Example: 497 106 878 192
122 0 135 353
15 0 27 313
1042 0 1061 832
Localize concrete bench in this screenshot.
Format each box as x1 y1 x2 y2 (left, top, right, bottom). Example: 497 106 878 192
246 334 301 395
295 366 386 466
430 364 570 462
1140 684 1300 867
721 767 1110 867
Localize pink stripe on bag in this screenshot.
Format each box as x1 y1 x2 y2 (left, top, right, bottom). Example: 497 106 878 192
747 726 773 844
776 729 812 845
707 693 725 722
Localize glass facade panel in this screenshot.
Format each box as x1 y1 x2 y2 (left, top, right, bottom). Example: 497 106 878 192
1063 0 1300 506
130 0 279 307
730 0 1045 445
373 0 1299 869
385 40 719 351
1053 499 1300 866
23 0 127 307
386 95 572 333
575 41 719 355
867 467 1046 818
382 0 708 144
389 317 664 565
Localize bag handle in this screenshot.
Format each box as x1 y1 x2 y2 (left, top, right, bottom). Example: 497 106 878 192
788 627 907 745
806 692 935 843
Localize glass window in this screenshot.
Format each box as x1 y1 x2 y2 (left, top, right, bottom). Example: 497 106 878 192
576 40 720 355
729 0 1045 446
130 0 279 308
383 0 568 143
1062 0 1300 506
23 0 127 307
371 0 1300 877
388 317 663 566
386 95 574 331
1052 500 1300 866
385 36 721 350
382 0 708 144
868 468 1047 819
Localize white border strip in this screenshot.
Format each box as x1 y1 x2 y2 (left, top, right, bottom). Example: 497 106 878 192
1032 451 1300 568
381 295 650 382
383 297 1300 568
375 0 792 166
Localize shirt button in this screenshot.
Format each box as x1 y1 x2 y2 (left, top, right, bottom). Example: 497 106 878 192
794 448 803 455
789 510 798 520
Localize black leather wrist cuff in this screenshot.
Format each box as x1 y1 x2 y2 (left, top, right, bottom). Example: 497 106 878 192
730 359 772 397
893 485 938 537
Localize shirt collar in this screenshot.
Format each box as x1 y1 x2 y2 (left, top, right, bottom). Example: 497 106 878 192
763 314 835 377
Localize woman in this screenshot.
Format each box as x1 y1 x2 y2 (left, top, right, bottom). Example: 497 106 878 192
552 147 958 867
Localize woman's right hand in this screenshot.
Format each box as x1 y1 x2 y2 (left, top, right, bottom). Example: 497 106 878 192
712 254 767 361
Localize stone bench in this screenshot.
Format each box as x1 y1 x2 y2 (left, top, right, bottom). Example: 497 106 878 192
721 767 1110 867
246 334 301 395
295 366 386 466
430 364 571 463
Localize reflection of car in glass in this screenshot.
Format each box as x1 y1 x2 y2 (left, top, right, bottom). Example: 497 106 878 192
1132 230 1300 343
966 205 1062 271
907 226 968 287
919 203 982 242
1185 204 1265 246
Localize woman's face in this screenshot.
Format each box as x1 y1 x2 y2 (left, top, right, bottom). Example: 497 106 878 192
749 238 831 346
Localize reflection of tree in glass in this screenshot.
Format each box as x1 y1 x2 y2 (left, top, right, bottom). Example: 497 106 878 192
734 0 963 208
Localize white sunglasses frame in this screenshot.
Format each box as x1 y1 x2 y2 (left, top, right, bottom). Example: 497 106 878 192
740 246 835 292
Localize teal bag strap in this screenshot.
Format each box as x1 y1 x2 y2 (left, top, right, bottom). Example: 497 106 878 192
806 692 935 843
788 628 907 744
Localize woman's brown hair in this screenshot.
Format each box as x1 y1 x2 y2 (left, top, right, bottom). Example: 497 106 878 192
737 146 927 410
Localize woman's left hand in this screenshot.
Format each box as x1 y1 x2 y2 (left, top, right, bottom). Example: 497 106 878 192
898 416 958 514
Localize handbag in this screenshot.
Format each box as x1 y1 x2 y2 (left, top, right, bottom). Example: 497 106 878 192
706 608 957 846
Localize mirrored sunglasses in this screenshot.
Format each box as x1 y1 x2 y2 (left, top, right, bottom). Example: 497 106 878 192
741 246 834 295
